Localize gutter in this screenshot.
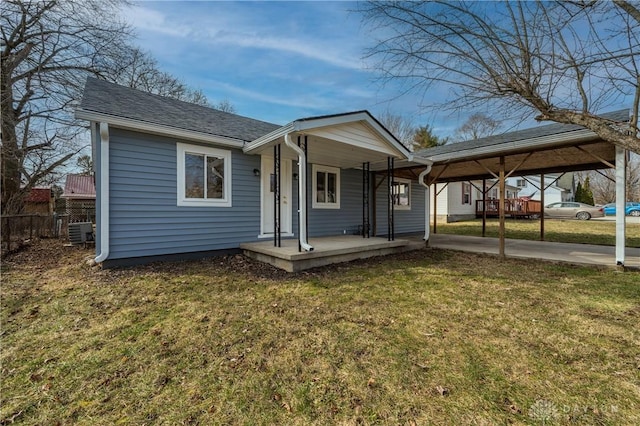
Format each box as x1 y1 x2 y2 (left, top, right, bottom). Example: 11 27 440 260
283 133 314 252
76 109 245 149
410 155 433 241
93 122 110 264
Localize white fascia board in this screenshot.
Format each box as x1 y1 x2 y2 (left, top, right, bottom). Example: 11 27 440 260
75 109 245 148
244 123 294 153
426 129 600 163
292 112 370 131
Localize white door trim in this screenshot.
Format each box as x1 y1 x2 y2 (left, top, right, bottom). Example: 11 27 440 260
259 155 293 237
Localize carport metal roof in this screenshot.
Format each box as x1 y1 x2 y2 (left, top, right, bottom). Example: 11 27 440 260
396 109 630 183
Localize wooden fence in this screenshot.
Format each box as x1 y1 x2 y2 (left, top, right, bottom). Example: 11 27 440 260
1 214 70 254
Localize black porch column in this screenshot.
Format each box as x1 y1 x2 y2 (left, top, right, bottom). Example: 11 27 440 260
362 162 370 238
273 144 281 247
387 157 395 241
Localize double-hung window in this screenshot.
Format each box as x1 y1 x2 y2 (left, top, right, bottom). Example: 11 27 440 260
461 182 471 205
392 178 411 210
177 143 232 207
312 164 340 209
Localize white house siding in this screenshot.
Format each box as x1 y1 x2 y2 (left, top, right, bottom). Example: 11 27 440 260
429 182 476 223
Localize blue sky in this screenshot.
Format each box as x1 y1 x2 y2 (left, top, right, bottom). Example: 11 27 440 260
123 1 464 136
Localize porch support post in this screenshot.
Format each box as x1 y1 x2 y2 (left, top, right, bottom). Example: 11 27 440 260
540 173 545 241
417 163 433 242
615 146 626 266
482 178 487 237
499 156 505 258
387 156 395 241
433 184 438 234
304 136 309 243
273 144 281 247
284 134 313 251
362 162 370 238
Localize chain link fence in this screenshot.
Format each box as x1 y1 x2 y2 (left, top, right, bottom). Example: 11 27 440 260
1 214 72 255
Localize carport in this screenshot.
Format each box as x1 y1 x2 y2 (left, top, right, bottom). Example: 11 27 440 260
397 109 635 268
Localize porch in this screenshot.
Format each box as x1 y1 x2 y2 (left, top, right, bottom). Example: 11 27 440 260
241 235 426 272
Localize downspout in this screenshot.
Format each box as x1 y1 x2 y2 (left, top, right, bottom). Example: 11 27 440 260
411 155 433 241
93 122 110 264
284 134 314 251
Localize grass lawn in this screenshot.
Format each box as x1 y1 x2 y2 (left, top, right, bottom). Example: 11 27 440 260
433 218 640 247
2 240 639 425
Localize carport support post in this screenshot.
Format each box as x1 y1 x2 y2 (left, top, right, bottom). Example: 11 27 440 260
540 173 545 241
499 156 505 258
615 146 626 266
432 183 437 234
482 178 487 237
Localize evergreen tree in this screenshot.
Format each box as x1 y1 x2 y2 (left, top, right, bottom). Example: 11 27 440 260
575 181 584 203
582 177 595 205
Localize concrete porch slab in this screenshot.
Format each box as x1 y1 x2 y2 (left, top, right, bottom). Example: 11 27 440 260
241 235 426 272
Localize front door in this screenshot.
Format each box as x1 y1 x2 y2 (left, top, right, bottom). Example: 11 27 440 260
261 156 292 236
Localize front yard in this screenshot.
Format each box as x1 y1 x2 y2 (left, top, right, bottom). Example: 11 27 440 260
2 240 639 425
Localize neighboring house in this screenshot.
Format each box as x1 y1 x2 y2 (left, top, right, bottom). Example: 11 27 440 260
23 187 53 214
75 78 432 267
62 174 96 223
430 180 520 222
509 174 574 205
429 170 575 223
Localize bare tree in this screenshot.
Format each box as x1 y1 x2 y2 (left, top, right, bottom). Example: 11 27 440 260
582 153 640 203
1 0 216 214
214 99 236 114
360 1 640 153
108 46 210 106
377 110 415 149
1 0 132 213
454 113 501 141
76 155 93 175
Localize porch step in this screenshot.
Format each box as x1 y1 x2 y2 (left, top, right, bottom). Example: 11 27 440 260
241 236 425 272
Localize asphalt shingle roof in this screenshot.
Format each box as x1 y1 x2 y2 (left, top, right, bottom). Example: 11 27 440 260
79 78 280 142
417 109 630 158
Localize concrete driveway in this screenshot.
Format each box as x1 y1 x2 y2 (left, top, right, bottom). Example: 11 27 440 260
428 234 640 270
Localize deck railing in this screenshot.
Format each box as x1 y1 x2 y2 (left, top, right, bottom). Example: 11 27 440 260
475 199 541 218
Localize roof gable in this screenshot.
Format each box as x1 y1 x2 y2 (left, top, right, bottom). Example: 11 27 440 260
245 110 412 160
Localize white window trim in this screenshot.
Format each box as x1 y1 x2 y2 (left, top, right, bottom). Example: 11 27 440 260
177 142 232 207
461 182 471 205
312 164 341 209
392 177 411 210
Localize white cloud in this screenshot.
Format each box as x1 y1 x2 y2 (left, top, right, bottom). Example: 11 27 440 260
204 80 335 111
123 4 364 71
122 5 191 38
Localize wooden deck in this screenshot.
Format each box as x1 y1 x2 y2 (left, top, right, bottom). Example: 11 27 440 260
241 235 426 272
476 199 541 219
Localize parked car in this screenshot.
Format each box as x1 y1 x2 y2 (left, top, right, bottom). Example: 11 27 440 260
602 202 640 217
544 202 604 220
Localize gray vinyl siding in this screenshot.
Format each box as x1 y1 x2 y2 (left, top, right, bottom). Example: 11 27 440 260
307 168 364 237
107 128 261 260
375 177 426 236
